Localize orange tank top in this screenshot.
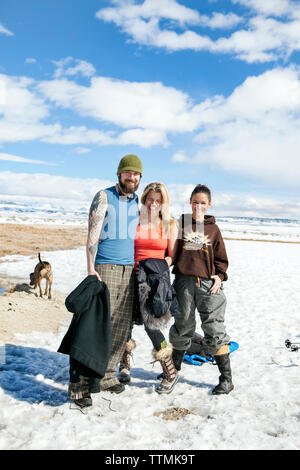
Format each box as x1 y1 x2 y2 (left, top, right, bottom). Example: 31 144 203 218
135 222 168 266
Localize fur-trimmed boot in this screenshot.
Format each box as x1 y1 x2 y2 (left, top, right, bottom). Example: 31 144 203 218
157 348 186 380
212 353 234 395
153 343 179 394
118 338 136 383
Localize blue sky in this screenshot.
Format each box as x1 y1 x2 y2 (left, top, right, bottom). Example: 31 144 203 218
1 0 300 218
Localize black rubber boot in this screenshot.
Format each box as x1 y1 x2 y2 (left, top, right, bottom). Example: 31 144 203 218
212 353 234 395
172 349 186 371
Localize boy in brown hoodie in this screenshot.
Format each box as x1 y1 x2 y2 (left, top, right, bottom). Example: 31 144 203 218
169 184 234 395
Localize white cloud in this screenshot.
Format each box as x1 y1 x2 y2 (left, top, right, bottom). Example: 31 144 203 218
74 147 92 155
38 76 197 134
0 152 58 166
52 57 96 79
40 125 115 146
95 0 300 63
212 14 300 62
0 74 49 123
40 125 167 148
203 12 242 29
0 23 14 36
96 1 229 53
0 171 114 201
96 0 202 26
171 150 191 162
116 128 169 147
2 64 300 186
96 0 242 29
232 0 294 17
194 119 300 185
0 72 169 148
190 66 300 124
0 120 62 144
173 67 300 186
25 58 37 64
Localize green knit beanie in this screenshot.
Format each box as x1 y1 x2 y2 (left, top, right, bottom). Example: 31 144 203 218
117 154 143 175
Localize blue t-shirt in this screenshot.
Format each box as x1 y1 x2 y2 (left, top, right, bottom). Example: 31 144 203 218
95 186 139 265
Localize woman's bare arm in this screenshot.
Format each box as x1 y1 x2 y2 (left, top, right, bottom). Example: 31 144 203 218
165 219 179 267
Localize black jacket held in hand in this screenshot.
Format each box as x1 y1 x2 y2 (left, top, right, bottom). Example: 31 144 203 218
57 275 111 379
138 258 179 330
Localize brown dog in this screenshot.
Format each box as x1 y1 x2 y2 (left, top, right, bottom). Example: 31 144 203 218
30 253 53 299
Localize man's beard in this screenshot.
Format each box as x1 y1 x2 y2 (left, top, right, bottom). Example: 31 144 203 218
118 175 140 194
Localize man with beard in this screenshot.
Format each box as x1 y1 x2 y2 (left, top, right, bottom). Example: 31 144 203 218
86 154 142 394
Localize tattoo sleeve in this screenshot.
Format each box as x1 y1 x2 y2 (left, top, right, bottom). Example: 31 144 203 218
86 190 108 269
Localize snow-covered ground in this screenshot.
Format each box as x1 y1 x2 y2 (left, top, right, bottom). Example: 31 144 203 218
0 238 300 450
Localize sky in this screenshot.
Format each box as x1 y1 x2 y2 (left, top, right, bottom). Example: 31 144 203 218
1 0 300 218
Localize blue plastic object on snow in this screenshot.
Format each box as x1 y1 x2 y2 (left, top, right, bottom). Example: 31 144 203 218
184 341 239 366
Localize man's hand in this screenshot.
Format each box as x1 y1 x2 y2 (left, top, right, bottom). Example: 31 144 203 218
88 269 101 281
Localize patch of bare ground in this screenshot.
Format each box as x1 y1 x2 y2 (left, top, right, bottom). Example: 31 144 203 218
0 282 71 342
0 223 87 259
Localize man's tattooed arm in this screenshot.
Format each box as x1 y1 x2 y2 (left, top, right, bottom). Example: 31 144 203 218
86 190 108 277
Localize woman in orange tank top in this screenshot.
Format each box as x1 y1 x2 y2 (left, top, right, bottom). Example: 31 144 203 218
119 182 179 394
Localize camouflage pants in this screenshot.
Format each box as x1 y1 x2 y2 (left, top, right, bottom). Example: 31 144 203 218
95 264 135 390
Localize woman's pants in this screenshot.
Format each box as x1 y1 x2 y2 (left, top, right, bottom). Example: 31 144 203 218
127 321 166 352
169 275 230 356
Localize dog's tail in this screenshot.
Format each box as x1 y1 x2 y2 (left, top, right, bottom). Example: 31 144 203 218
38 252 50 267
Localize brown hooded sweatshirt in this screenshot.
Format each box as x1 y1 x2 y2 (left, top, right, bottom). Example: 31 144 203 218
172 214 228 281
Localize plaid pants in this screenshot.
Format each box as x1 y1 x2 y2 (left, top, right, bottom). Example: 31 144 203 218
95 264 135 390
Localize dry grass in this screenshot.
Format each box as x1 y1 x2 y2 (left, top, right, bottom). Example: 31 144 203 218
154 407 195 421
0 223 87 259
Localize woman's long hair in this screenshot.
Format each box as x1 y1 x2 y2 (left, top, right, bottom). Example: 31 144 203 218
141 182 174 237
